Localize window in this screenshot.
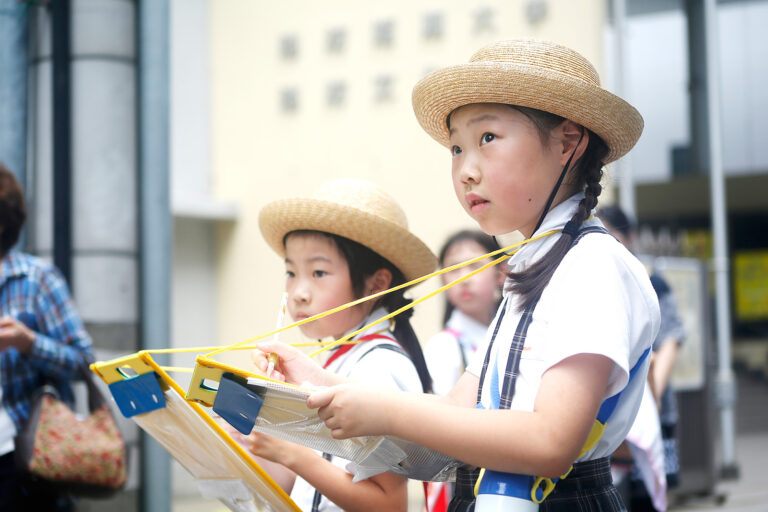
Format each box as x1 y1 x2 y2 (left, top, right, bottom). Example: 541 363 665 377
373 19 394 47
374 75 393 102
327 28 346 53
525 0 548 25
327 81 346 107
280 35 298 60
280 88 298 112
473 7 494 33
423 12 443 40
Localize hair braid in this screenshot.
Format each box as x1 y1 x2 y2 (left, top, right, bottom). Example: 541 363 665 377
569 138 604 227
508 128 609 310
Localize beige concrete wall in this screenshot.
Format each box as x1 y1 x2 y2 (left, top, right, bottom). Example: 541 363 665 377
208 0 607 359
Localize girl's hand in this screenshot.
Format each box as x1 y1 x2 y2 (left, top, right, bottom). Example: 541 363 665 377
308 384 398 439
243 431 312 467
251 341 329 385
219 419 299 493
219 418 305 470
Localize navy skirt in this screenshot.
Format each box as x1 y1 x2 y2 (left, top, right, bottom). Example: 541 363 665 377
448 457 625 512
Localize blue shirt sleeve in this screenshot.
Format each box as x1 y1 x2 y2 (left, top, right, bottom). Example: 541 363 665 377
26 263 94 379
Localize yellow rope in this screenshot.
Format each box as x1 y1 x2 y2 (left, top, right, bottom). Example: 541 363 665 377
136 228 560 364
308 252 510 357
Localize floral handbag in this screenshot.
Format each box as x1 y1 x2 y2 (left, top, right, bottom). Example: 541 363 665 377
14 365 127 497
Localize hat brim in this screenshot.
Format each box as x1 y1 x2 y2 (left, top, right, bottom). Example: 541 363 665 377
259 198 437 283
412 62 643 163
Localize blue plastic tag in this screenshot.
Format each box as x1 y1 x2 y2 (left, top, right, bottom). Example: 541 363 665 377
478 470 536 500
109 372 166 418
212 374 265 435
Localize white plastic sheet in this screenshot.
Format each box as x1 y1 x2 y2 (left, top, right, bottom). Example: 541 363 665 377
246 377 462 482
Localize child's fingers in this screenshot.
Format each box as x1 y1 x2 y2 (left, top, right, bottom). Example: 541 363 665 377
256 340 296 358
329 427 349 440
250 349 268 371
307 387 334 410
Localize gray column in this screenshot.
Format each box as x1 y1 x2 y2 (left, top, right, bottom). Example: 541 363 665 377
28 0 140 510
703 0 738 480
0 0 28 209
139 0 172 510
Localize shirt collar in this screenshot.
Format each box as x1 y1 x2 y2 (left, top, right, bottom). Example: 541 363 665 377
0 251 31 287
506 192 589 272
340 306 392 341
446 309 488 348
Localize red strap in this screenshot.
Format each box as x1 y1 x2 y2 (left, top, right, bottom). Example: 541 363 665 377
423 481 449 512
322 333 396 369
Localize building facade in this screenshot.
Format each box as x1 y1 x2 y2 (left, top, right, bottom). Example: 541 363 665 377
208 0 608 353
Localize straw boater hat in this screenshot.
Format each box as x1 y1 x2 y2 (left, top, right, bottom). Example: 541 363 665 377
412 38 644 164
259 179 437 282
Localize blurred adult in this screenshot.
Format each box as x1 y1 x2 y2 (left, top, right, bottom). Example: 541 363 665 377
424 229 504 396
423 230 504 511
0 163 94 511
599 205 686 511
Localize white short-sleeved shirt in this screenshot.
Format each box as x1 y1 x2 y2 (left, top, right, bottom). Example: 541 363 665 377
291 307 423 511
425 309 490 396
466 194 660 463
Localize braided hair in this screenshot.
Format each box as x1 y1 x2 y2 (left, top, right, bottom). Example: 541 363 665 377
286 230 433 393
504 106 610 310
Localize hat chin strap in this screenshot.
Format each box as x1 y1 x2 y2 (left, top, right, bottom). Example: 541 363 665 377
529 128 585 237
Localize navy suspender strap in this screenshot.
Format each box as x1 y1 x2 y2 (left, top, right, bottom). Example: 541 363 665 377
475 296 509 404
357 342 409 362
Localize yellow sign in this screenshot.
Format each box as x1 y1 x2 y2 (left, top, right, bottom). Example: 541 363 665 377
734 251 768 321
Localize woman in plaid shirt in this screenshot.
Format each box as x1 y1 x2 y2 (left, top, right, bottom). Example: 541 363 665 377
0 163 94 511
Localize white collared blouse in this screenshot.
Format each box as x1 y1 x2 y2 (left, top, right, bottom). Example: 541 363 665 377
466 194 660 462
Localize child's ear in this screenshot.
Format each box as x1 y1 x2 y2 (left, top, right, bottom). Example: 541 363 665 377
366 268 393 295
557 120 589 166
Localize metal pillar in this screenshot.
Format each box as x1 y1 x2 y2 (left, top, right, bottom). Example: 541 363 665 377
703 0 738 479
612 0 636 220
139 0 172 510
51 0 72 284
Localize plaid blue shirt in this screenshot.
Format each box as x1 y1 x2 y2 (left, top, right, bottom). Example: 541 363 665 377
0 251 94 430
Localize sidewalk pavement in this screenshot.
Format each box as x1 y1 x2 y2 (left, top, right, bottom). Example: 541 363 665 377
670 432 768 512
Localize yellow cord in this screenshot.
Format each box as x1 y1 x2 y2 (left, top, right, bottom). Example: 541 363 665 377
131 228 561 365
309 253 510 357
209 228 559 360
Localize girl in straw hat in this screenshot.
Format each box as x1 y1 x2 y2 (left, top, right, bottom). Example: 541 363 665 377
256 39 660 511
243 178 436 512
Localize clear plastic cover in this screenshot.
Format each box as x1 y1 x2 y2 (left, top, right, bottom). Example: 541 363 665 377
195 479 261 512
132 384 298 512
247 377 462 482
